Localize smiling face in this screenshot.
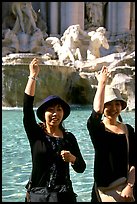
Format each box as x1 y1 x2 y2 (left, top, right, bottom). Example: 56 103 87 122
104 100 122 120
44 104 64 128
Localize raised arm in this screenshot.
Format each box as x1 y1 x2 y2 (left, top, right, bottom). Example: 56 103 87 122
25 58 40 96
93 66 110 113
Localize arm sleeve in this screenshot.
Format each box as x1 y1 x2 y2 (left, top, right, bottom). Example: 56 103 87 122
87 109 102 133
66 132 86 173
87 109 105 145
23 93 39 142
126 124 136 166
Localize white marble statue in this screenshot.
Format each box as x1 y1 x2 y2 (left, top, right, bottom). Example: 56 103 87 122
46 37 74 65
2 2 50 56
61 25 83 61
46 24 85 65
87 27 109 61
11 2 39 35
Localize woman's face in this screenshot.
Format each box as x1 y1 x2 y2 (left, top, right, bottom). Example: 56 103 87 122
104 100 122 120
44 104 64 127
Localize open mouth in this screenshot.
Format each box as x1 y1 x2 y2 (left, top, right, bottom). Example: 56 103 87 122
52 117 58 122
109 112 118 117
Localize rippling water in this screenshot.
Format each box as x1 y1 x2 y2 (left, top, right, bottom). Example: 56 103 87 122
2 107 135 202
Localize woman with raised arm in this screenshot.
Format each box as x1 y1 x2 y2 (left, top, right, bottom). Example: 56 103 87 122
23 58 86 202
87 66 135 202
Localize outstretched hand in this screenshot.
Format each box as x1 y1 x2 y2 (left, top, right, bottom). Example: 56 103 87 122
95 66 111 83
29 58 40 77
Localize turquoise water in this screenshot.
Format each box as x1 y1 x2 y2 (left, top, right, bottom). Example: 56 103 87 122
2 107 135 202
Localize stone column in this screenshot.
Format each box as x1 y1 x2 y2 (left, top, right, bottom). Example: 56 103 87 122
107 2 112 32
50 2 59 34
107 2 130 35
39 2 47 21
60 2 66 34
60 2 84 34
117 2 130 33
107 2 117 34
130 2 135 31
65 2 79 28
77 2 84 30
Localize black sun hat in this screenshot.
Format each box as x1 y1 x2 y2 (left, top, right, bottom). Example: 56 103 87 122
36 95 70 122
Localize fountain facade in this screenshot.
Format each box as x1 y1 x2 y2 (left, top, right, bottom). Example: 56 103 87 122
2 2 135 110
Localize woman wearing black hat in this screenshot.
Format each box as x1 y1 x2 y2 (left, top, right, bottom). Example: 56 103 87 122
87 66 135 202
23 58 86 202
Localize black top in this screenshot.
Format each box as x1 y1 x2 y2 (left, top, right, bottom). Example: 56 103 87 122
87 109 135 187
23 93 86 191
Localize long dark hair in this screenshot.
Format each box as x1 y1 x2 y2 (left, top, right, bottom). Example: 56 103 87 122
118 114 123 122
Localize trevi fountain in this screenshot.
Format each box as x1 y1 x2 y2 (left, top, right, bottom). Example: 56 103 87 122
2 2 135 111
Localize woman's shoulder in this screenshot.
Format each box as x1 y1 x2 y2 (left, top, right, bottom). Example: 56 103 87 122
88 109 102 121
65 131 75 137
64 131 76 141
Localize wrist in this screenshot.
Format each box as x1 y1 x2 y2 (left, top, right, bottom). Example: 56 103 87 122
71 156 76 165
28 76 38 81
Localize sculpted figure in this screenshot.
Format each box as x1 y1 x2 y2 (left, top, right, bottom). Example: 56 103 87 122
46 24 86 65
87 27 109 60
61 24 88 62
2 2 50 55
46 37 74 65
29 29 45 54
2 29 19 56
11 2 38 34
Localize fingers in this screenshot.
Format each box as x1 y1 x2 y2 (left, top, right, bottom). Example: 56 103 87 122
30 58 39 66
29 58 39 69
60 150 71 162
101 66 108 73
61 150 66 162
101 66 111 77
29 58 40 76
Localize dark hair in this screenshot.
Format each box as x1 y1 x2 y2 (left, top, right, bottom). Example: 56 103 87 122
118 114 123 122
59 123 66 132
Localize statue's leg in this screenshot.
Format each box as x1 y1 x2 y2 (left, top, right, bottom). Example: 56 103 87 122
22 5 37 31
68 49 75 64
16 5 25 32
76 48 82 61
